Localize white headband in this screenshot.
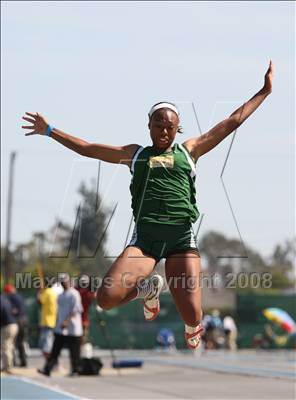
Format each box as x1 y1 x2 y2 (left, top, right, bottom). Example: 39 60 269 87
149 102 179 118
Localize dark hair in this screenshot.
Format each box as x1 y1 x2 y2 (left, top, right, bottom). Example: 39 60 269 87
150 101 183 134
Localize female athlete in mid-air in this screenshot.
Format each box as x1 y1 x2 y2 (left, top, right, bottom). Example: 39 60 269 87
22 61 273 349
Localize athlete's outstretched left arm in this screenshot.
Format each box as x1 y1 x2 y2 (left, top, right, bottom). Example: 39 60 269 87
183 60 274 161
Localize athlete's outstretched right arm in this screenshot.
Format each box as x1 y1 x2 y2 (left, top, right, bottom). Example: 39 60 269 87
21 112 139 167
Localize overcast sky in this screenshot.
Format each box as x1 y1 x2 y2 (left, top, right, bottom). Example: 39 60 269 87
1 1 294 260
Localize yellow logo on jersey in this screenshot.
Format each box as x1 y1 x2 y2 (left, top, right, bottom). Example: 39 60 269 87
148 155 174 169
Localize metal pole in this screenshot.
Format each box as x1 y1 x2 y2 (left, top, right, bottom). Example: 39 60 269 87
77 204 83 257
5 151 17 282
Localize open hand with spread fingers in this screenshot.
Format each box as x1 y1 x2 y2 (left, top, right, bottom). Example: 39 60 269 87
22 112 49 136
263 59 274 94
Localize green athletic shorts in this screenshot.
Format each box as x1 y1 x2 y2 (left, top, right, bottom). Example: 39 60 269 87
126 222 200 262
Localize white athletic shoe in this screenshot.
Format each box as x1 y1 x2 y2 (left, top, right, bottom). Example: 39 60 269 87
184 323 204 350
138 275 164 321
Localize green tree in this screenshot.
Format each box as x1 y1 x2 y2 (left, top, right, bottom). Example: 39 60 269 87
199 231 267 284
64 180 113 277
269 239 295 289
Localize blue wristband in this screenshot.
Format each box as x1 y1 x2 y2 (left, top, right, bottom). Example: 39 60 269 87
45 125 54 137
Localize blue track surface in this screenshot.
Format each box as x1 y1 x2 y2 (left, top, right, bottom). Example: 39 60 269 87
1 377 79 400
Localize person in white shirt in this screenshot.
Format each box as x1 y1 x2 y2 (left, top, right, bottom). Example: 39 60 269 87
38 274 83 376
223 315 238 351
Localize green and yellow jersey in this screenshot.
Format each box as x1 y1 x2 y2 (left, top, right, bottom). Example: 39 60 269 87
129 143 199 225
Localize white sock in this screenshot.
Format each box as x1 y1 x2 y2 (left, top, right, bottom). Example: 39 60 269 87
185 323 202 334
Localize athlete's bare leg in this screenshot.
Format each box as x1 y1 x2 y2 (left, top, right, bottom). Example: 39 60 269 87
165 251 202 326
96 246 156 310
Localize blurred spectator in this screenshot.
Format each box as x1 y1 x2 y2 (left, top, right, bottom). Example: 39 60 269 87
211 309 223 330
202 310 224 349
156 328 176 351
51 281 64 296
76 275 96 343
223 315 238 351
202 314 215 349
264 323 289 347
37 282 57 361
1 294 18 374
38 273 83 377
4 284 28 367
253 325 274 349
